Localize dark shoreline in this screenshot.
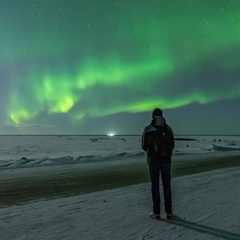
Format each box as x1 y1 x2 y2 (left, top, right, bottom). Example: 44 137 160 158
0 154 240 208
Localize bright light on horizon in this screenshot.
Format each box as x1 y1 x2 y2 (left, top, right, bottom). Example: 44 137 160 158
107 133 115 137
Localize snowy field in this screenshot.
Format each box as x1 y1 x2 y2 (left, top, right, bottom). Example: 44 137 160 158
0 135 240 169
0 135 240 239
1 167 240 240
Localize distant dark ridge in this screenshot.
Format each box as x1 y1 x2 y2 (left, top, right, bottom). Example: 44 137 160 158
0 134 239 137
175 138 197 141
0 134 141 137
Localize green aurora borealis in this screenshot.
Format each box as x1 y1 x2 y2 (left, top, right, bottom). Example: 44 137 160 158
1 0 240 134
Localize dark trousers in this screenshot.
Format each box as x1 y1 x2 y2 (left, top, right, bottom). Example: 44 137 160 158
148 163 172 215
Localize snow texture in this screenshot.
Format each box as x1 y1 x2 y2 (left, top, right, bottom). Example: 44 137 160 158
0 135 240 169
0 167 240 240
0 135 240 239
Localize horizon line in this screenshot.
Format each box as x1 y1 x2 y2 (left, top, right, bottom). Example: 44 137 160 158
0 134 240 137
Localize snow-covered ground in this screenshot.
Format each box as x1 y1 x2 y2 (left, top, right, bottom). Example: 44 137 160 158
0 135 240 239
0 135 240 169
0 167 240 240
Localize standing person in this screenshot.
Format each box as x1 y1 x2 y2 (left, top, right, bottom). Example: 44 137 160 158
141 108 175 220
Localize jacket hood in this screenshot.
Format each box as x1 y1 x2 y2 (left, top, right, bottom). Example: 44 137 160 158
151 116 166 127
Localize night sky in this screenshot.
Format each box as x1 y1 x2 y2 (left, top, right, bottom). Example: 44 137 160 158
1 0 240 135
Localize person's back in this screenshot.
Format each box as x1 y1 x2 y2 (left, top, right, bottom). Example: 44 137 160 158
141 108 174 220
142 109 174 164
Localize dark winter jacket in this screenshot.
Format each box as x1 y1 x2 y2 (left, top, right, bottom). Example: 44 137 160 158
141 116 174 164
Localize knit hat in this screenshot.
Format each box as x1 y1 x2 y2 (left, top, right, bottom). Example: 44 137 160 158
152 108 163 118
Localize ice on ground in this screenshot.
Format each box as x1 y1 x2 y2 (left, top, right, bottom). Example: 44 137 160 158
0 167 239 240
0 135 240 169
0 135 240 239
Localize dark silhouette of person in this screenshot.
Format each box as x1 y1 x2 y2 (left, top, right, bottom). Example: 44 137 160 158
141 108 174 220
